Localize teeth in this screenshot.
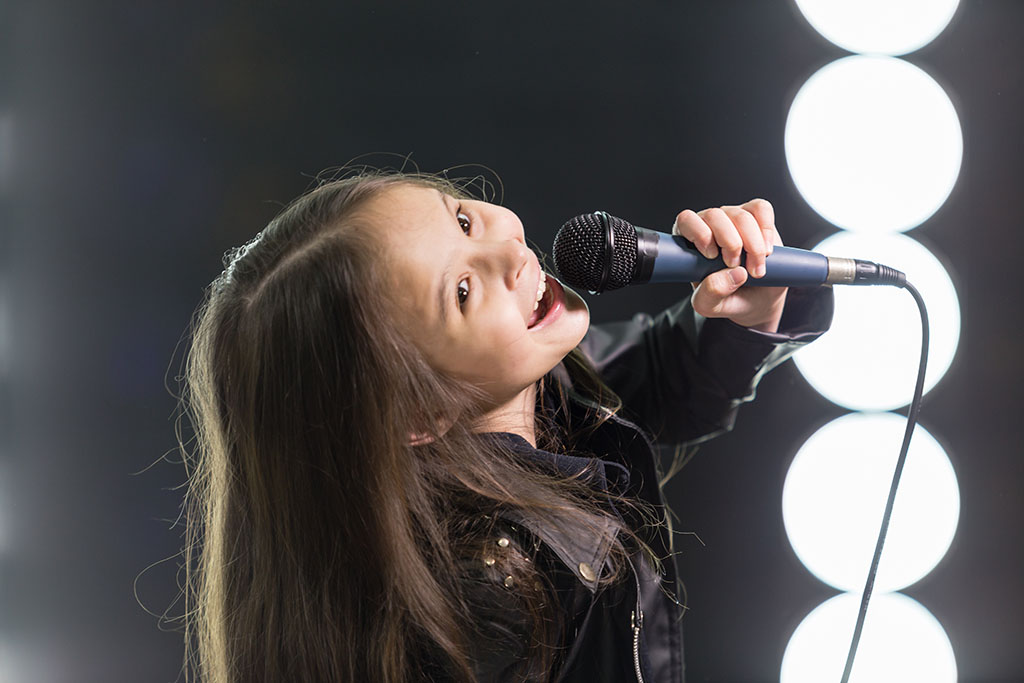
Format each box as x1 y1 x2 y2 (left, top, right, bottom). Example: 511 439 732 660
533 272 547 311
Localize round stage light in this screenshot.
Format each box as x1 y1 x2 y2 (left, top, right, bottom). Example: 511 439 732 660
782 413 959 594
793 232 960 411
793 0 959 56
781 592 957 682
785 56 962 234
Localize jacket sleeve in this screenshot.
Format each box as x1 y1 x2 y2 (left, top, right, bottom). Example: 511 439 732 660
578 286 834 445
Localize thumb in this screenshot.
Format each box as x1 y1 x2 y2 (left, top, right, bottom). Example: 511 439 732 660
692 267 747 318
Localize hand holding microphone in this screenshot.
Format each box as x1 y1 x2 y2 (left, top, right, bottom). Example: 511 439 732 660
673 200 791 331
551 199 905 331
675 200 781 281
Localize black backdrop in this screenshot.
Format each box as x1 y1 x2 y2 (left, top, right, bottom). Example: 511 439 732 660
4 1 1022 681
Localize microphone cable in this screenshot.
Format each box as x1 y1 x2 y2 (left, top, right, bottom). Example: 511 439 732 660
839 279 929 683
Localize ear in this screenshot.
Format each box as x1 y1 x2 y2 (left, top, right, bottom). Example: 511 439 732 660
407 411 459 447
407 432 436 447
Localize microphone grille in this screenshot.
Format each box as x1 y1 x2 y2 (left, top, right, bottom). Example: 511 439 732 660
552 212 638 293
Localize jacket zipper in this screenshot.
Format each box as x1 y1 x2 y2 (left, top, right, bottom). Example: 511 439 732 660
625 551 645 683
631 608 645 683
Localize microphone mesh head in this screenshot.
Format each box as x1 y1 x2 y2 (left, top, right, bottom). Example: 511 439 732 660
552 212 638 293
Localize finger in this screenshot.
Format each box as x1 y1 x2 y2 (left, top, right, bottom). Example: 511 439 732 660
692 267 747 318
740 198 780 254
672 209 718 260
721 205 768 278
698 207 744 267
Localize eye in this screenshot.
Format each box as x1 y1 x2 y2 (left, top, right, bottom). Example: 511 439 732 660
457 277 470 309
457 209 471 234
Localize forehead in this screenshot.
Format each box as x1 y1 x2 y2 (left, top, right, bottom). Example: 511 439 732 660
362 183 454 331
365 182 452 259
363 183 448 242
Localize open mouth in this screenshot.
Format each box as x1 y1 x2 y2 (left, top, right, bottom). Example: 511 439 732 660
527 274 560 329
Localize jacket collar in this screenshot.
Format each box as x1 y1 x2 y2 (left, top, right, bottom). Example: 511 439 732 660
486 431 623 594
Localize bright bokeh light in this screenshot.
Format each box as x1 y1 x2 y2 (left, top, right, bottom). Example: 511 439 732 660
781 592 957 682
785 56 962 234
783 413 959 593
793 232 959 411
793 0 959 56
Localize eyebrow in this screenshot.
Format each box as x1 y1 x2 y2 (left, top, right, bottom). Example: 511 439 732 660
436 189 452 324
437 263 451 325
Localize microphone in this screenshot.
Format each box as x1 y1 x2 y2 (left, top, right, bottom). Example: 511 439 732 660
551 211 906 293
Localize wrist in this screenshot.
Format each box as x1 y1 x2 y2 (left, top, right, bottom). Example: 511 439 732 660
733 290 787 333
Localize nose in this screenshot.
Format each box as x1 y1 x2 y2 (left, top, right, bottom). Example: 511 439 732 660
473 238 531 290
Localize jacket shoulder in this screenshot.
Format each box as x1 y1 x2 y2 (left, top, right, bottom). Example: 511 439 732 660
454 518 557 682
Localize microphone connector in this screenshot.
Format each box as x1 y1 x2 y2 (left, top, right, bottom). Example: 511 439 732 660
825 258 907 286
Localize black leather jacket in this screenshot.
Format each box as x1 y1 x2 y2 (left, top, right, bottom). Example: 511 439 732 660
464 289 834 682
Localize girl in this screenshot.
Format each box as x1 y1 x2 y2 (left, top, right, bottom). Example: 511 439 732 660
181 171 832 682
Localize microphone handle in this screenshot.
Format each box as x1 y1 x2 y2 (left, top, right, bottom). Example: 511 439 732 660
636 229 904 287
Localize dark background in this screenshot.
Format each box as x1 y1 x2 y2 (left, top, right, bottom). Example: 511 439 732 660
3 1 1021 681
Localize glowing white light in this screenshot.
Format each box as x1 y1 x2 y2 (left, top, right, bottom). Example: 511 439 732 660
781 592 957 682
793 0 960 56
783 413 959 593
793 232 959 411
785 56 962 234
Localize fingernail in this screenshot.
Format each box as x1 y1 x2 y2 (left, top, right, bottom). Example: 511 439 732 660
755 264 766 278
730 268 746 285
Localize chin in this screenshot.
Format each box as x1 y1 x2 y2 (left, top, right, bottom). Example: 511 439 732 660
562 282 589 312
561 285 591 342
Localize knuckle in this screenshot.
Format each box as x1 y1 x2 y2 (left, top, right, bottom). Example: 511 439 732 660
720 231 743 250
676 208 697 223
730 205 755 224
696 235 717 251
673 209 700 235
704 274 731 298
736 211 759 232
700 207 726 222
696 298 725 318
691 291 713 316
747 198 775 224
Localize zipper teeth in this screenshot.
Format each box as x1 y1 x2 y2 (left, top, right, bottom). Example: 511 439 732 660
632 610 645 683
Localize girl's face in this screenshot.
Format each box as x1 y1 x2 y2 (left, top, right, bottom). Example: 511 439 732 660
365 183 590 410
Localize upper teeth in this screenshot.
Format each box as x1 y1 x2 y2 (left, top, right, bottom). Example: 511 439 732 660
533 271 547 311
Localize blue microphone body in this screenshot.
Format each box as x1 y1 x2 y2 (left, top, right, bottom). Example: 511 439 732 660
644 230 829 287
551 211 906 294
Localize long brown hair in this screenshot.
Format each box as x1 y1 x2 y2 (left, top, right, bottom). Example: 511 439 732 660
180 171 638 682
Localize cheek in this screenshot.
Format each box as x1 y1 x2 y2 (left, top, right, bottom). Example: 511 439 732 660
420 293 590 396
452 336 543 396
425 319 529 382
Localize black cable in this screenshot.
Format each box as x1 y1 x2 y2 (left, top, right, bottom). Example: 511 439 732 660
839 280 930 683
